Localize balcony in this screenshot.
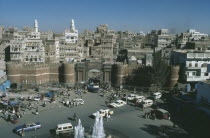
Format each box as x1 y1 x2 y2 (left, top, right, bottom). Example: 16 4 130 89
187 76 209 82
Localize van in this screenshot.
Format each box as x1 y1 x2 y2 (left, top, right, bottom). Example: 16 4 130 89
55 123 73 135
136 96 145 103
152 92 162 100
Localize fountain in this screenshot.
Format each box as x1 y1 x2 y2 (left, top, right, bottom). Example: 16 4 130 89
92 111 106 138
75 119 85 138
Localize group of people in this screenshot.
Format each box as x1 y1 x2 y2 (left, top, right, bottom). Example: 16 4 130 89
144 110 156 120
2 104 23 123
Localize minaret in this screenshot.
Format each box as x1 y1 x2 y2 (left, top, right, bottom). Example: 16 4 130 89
34 19 38 32
70 19 75 31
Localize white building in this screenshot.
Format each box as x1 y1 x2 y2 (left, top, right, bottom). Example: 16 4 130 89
10 20 45 63
64 19 78 44
156 29 174 48
187 29 208 41
172 50 210 82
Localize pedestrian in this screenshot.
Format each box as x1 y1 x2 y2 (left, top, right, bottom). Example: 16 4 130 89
135 100 138 107
106 113 109 122
81 95 83 99
35 108 39 115
173 121 176 128
73 113 76 121
144 112 147 119
21 128 25 136
105 101 108 106
7 114 11 122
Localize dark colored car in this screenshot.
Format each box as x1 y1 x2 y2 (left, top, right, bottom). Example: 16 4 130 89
45 92 54 97
155 109 170 120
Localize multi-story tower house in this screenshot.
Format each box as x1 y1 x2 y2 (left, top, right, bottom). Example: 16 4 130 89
0 26 4 40
10 20 45 62
64 19 78 44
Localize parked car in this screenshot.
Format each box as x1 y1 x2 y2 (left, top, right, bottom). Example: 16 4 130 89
55 123 73 135
45 92 54 97
9 98 21 107
140 99 153 108
33 96 41 101
93 109 114 118
154 109 170 120
73 99 84 105
109 100 126 108
135 96 145 103
151 92 162 100
14 122 41 134
127 94 138 101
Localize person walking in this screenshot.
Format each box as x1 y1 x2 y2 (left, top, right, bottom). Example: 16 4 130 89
21 128 25 136
142 104 144 111
105 100 108 106
35 108 39 115
144 112 147 119
106 113 109 122
73 113 77 121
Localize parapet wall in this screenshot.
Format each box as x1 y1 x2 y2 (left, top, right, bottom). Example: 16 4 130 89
63 63 75 83
6 62 61 85
112 62 139 86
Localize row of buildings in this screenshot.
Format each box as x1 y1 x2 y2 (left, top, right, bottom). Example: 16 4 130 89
0 20 210 90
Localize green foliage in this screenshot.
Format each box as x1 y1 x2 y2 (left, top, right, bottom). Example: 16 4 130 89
123 51 170 88
152 51 171 87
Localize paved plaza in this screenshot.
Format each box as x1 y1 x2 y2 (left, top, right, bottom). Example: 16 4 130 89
0 89 188 138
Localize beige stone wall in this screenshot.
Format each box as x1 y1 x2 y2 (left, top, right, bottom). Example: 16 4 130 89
63 63 75 83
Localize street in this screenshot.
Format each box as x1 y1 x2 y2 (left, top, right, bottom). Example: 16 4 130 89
0 91 188 138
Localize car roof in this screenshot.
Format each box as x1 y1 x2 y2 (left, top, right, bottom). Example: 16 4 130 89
157 109 168 113
26 122 35 125
100 109 109 112
116 100 124 102
153 92 161 95
74 99 83 100
144 99 153 102
136 95 144 98
129 94 137 96
57 123 72 128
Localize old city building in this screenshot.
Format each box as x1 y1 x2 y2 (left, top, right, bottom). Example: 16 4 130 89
1 19 209 89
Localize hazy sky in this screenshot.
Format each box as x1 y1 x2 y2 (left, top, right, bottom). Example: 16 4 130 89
0 0 210 34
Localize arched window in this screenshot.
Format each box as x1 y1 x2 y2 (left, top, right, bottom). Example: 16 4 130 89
195 63 198 67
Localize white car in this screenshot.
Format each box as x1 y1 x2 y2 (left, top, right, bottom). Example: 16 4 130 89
109 100 126 108
127 94 138 101
152 92 162 100
73 99 84 105
136 96 145 103
93 109 114 118
33 96 41 101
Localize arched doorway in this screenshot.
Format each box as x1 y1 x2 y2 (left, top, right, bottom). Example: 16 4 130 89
88 69 101 92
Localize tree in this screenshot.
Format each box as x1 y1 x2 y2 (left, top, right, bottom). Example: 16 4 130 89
151 51 171 88
116 49 129 64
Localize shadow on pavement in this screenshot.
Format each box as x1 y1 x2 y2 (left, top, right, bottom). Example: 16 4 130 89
140 124 190 138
